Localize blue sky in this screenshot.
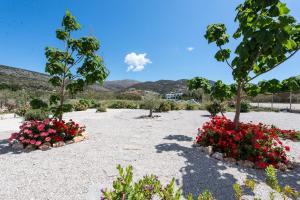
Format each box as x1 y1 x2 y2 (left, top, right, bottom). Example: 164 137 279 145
0 0 299 83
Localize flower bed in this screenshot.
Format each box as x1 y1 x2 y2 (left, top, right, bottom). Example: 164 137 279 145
195 116 291 169
8 118 87 151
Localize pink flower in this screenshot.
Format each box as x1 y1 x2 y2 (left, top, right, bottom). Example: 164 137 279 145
19 137 25 141
35 141 42 146
25 139 30 143
30 140 36 145
34 134 39 138
45 137 51 142
40 132 48 137
48 129 56 134
37 124 45 131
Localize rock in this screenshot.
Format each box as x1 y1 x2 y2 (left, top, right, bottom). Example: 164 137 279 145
53 141 65 148
287 161 298 170
73 136 84 143
203 146 213 156
243 160 255 168
39 143 51 151
212 152 223 160
66 140 74 145
81 132 89 139
278 162 287 172
192 142 201 148
12 143 24 150
224 157 237 164
24 144 35 152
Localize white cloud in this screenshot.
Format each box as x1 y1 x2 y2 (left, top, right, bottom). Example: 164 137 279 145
187 47 195 52
125 52 151 72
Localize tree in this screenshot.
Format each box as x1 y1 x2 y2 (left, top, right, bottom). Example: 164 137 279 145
259 79 282 110
45 10 109 121
143 93 160 117
281 76 300 111
203 0 300 129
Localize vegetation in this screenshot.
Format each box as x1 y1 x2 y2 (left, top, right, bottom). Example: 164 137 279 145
190 0 300 129
24 109 49 121
142 93 161 117
45 10 109 121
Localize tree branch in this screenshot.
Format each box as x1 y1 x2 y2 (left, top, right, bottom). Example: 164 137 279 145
247 49 299 83
219 46 233 70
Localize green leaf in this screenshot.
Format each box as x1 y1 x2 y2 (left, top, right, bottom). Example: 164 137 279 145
214 49 231 62
276 2 290 15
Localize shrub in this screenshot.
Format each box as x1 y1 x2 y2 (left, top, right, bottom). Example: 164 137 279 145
101 165 214 200
62 104 74 112
157 101 172 112
96 104 107 112
30 98 48 110
8 118 85 149
74 100 89 111
240 101 251 113
205 102 226 116
196 116 290 169
15 104 31 116
24 109 49 121
186 103 200 110
108 101 139 109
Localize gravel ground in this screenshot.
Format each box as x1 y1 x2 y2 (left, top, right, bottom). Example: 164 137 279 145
0 109 300 200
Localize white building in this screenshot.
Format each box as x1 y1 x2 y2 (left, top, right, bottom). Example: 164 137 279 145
165 92 183 100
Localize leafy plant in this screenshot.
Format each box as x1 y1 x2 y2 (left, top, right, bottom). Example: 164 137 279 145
205 102 226 116
240 100 251 113
45 10 109 121
96 104 107 112
157 101 172 112
24 109 49 121
142 93 161 117
193 0 300 129
30 98 48 110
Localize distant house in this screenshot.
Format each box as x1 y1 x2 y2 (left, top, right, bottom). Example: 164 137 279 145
165 92 183 100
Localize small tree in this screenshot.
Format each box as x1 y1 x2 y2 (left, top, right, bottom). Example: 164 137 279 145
281 76 300 111
203 0 299 129
259 79 282 110
45 11 109 121
143 93 160 117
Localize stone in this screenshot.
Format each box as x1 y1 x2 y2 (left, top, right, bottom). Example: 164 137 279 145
211 152 223 160
73 136 84 143
53 141 65 148
81 132 89 139
224 157 237 164
192 142 201 148
66 140 74 145
24 144 36 152
39 144 51 151
243 160 255 168
12 143 24 150
287 161 298 170
203 146 213 156
278 162 287 172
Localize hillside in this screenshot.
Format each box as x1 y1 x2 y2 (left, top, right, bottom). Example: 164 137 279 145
0 65 193 94
0 65 139 92
128 79 189 94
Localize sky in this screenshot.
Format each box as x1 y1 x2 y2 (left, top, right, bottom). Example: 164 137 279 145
0 0 299 83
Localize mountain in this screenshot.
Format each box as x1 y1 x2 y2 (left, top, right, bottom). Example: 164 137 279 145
127 79 189 94
0 65 194 94
0 65 140 92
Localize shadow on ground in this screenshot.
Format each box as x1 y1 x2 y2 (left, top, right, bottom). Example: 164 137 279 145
156 134 300 199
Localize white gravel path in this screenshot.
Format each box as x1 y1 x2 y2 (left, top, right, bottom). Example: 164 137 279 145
0 109 300 200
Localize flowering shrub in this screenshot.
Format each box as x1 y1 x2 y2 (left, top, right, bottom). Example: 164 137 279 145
269 125 300 141
196 116 290 169
8 118 85 149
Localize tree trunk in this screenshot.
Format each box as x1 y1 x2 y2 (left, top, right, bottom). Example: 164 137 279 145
271 93 274 110
58 77 66 121
149 108 153 117
234 82 242 130
289 91 292 112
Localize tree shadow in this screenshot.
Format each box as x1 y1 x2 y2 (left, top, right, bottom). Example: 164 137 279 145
0 138 23 155
163 134 193 142
156 134 300 199
155 134 238 199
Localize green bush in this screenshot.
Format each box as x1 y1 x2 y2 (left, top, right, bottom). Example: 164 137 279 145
24 109 49 121
74 100 89 111
30 98 48 110
240 101 251 113
157 101 172 112
186 103 200 110
108 101 139 109
63 104 74 112
205 102 226 116
15 104 31 116
96 104 107 112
